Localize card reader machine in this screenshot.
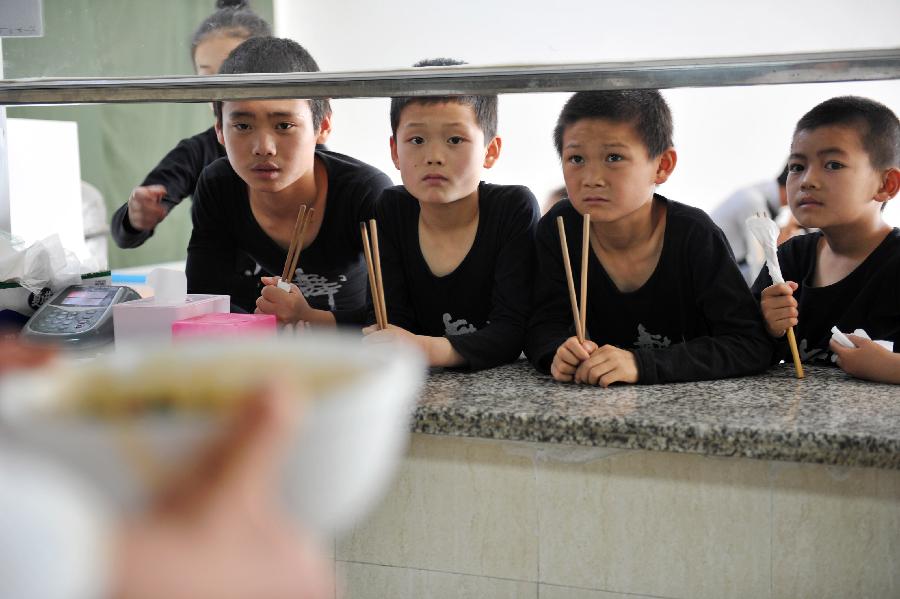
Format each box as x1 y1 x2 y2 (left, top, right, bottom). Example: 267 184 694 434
21 285 141 348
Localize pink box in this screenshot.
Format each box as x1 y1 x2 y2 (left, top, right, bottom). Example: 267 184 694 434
113 294 230 347
172 313 277 339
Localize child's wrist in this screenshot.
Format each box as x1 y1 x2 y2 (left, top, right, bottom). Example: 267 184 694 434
301 307 336 327
293 302 312 322
424 336 465 368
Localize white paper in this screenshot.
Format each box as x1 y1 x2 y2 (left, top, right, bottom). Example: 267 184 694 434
830 326 854 348
746 215 784 284
146 268 186 305
0 232 83 293
830 326 894 354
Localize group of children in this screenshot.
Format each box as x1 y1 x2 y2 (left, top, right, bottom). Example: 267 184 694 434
115 29 900 386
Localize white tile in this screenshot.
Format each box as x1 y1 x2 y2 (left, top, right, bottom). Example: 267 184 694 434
537 449 771 598
771 462 900 599
337 561 537 599
338 434 540 581
539 583 666 599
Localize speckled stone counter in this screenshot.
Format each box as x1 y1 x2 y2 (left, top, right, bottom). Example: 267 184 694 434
413 361 900 469
342 362 900 598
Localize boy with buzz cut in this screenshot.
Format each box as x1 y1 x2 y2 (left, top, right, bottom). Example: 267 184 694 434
186 37 392 320
362 58 540 371
526 90 772 385
753 96 900 384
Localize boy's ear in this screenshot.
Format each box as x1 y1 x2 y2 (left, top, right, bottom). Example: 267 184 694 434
389 136 401 171
215 119 225 146
316 113 333 145
482 136 502 169
874 167 900 202
653 148 677 185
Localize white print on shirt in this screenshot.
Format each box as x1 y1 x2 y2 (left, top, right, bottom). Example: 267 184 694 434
798 337 831 364
633 324 671 350
244 261 263 276
443 313 477 336
294 269 344 310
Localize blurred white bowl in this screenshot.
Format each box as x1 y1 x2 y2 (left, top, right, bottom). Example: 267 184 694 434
0 332 425 534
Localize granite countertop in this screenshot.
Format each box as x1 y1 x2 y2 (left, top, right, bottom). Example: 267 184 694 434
413 361 900 469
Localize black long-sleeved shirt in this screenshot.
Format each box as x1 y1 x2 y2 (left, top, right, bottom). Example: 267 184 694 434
186 150 392 319
374 183 539 371
526 196 773 384
110 127 224 249
751 228 900 364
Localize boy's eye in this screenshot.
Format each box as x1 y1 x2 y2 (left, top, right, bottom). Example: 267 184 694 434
447 136 465 145
605 154 624 163
275 122 295 131
824 160 845 170
232 123 251 131
566 155 584 165
788 163 804 173
408 136 425 145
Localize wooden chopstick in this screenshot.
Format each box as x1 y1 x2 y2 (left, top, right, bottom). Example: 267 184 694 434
786 328 805 379
368 219 389 329
756 212 804 379
286 207 314 284
281 205 307 281
557 216 585 344
579 212 590 340
360 222 384 330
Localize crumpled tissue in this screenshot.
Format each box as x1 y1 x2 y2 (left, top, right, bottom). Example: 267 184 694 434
831 326 894 354
0 232 97 293
746 215 784 284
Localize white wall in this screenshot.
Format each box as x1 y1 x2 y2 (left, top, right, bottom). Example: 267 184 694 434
274 0 900 224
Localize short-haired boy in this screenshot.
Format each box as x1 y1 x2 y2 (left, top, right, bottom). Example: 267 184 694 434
526 90 772 385
753 96 900 384
362 59 539 371
186 37 392 322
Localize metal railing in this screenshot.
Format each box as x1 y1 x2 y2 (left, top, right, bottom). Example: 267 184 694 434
0 47 898 105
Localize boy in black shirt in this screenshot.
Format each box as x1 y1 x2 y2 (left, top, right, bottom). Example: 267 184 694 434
753 96 900 384
526 90 772 385
363 59 539 371
186 38 392 319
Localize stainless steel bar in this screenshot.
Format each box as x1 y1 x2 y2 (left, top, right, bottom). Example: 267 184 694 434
0 38 10 235
0 47 898 105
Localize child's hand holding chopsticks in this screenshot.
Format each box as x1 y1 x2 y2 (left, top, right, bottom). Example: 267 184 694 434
256 276 314 325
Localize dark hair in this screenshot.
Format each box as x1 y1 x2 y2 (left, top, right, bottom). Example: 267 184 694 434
191 1 272 62
553 90 673 158
776 162 789 187
794 96 900 170
213 37 331 131
389 58 498 142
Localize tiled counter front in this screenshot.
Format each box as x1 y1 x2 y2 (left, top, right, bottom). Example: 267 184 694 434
338 363 900 599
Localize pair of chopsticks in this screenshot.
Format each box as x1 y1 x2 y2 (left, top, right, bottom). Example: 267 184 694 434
282 205 315 284
557 213 591 344
360 219 388 330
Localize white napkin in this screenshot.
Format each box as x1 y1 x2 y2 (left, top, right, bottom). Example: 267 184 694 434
831 326 894 353
0 232 83 293
146 268 187 305
746 215 784 284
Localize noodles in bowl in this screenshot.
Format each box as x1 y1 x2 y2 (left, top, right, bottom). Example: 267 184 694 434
0 332 425 534
56 351 360 419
